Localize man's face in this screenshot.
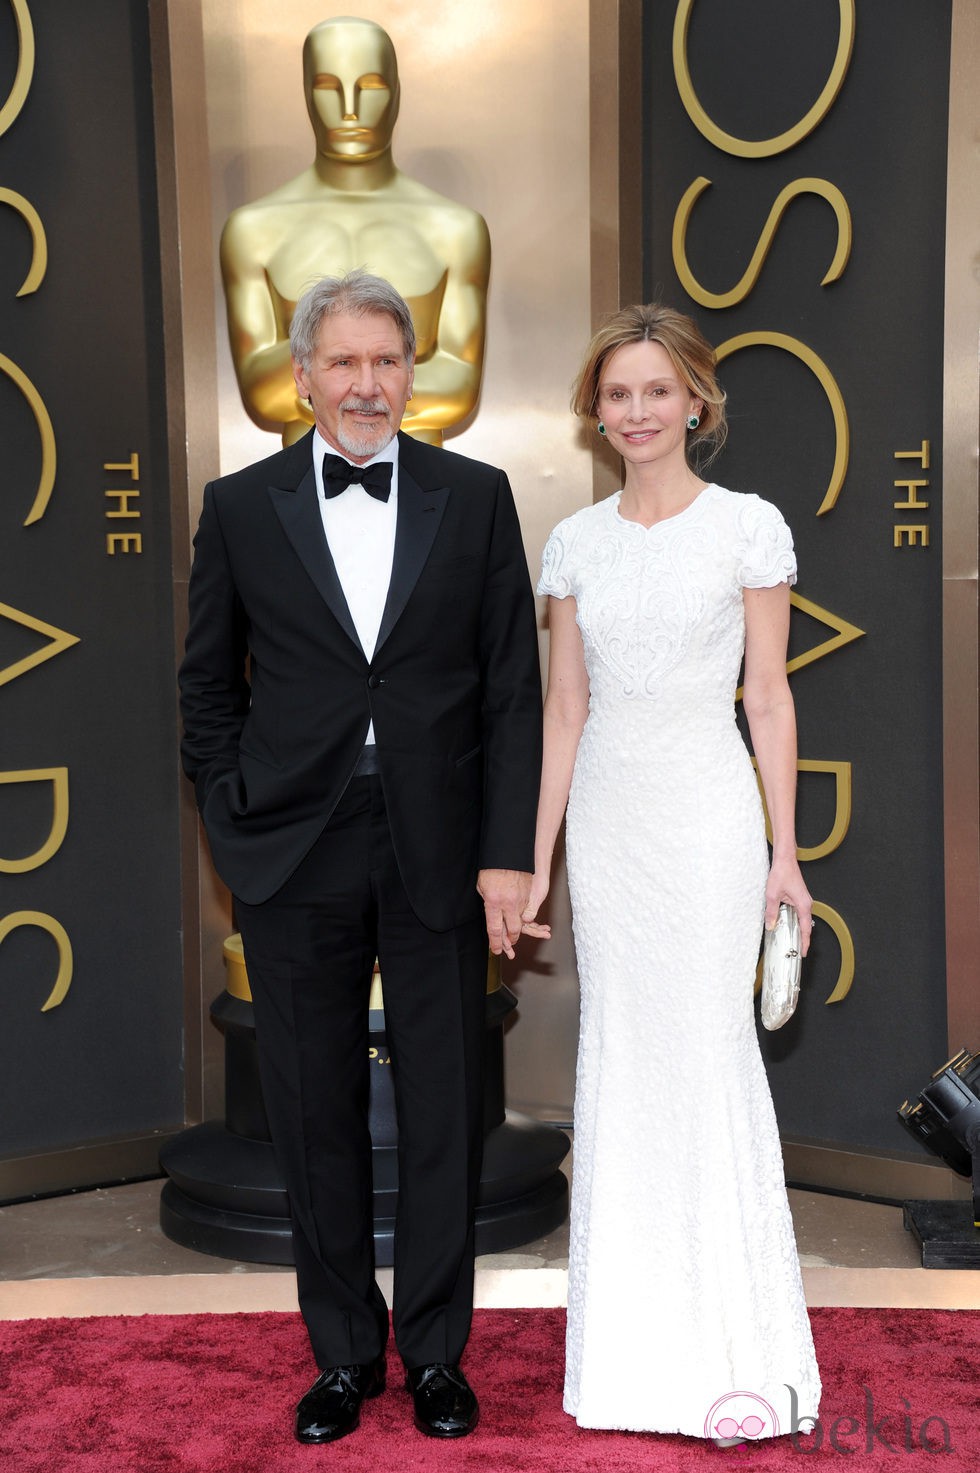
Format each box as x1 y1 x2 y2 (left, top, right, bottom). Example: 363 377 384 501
293 311 414 463
304 22 399 161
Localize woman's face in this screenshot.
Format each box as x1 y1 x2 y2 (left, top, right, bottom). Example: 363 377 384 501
596 340 701 471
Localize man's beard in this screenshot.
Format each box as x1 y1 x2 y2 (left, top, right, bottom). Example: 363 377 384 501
337 397 394 459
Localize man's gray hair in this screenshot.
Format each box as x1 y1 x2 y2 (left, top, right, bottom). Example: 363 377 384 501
289 269 417 370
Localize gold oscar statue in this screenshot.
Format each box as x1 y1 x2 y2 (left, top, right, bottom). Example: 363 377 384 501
220 15 491 447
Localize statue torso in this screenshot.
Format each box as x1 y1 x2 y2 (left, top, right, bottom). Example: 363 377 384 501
232 191 473 358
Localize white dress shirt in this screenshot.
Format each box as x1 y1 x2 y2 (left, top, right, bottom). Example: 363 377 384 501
313 429 399 745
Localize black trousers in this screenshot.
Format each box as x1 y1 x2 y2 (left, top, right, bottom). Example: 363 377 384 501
235 775 488 1370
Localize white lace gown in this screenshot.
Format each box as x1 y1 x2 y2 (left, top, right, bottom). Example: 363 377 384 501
539 485 821 1439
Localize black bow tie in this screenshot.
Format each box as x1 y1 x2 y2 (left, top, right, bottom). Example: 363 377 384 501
322 453 393 502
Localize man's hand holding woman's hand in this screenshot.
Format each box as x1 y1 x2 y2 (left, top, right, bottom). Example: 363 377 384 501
477 868 552 958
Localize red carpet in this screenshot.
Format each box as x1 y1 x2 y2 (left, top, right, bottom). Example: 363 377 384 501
0 1307 977 1470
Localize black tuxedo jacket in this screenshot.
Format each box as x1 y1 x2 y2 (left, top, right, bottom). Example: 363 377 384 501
179 430 542 928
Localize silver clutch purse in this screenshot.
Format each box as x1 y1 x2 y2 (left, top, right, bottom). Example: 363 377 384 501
760 903 802 1030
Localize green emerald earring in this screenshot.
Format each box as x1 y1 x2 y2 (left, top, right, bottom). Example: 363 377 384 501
687 414 700 431
598 422 606 436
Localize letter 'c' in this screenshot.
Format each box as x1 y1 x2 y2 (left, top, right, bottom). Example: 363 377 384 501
715 332 849 515
0 910 73 1010
0 353 56 524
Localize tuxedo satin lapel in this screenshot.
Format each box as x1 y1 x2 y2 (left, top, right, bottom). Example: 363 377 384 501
268 466 363 652
375 464 448 655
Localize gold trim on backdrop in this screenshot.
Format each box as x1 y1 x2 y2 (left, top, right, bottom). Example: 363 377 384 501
943 0 980 1054
148 0 222 1130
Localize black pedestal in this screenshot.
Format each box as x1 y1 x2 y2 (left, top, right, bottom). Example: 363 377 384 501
902 1199 980 1269
160 958 570 1265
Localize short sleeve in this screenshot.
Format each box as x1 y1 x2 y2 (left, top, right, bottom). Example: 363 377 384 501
735 496 798 589
537 521 575 599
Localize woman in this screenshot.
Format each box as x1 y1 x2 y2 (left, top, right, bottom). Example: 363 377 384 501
521 305 821 1439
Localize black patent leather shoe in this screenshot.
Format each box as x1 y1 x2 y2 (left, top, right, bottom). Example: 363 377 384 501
295 1356 386 1444
406 1362 479 1438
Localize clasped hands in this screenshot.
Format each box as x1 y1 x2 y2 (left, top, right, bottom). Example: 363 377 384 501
477 868 551 958
487 863 811 959
489 860 819 960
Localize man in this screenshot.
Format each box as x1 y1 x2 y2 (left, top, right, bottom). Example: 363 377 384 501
220 16 490 447
179 270 541 1444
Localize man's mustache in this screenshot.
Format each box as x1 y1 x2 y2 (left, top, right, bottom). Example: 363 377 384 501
340 397 390 415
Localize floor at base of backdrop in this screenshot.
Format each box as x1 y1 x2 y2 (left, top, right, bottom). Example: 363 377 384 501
3 1156 980 1319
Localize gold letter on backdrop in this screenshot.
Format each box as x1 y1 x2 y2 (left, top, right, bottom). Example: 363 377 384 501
0 0 35 138
786 593 864 676
715 332 849 515
672 0 855 158
755 759 852 861
0 188 47 295
736 595 863 701
0 601 79 686
0 910 72 1010
673 177 852 310
0 768 69 872
795 760 852 861
0 354 56 524
811 902 855 1005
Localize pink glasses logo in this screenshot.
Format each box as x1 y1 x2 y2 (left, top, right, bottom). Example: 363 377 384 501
704 1391 780 1443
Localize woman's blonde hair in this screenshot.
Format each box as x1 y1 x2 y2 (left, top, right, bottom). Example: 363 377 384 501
571 303 727 464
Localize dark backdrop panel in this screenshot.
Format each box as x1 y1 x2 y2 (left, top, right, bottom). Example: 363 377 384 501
642 0 950 1152
0 1 183 1166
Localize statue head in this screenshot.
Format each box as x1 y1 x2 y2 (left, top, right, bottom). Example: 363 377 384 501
303 17 400 163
